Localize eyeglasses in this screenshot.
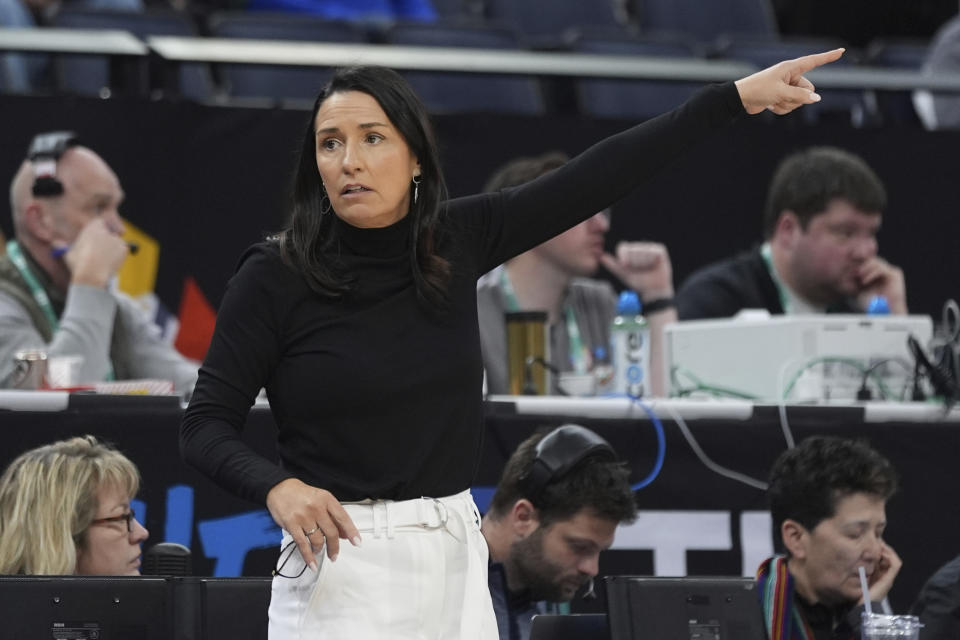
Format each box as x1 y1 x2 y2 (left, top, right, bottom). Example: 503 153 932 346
90 509 136 533
273 539 309 579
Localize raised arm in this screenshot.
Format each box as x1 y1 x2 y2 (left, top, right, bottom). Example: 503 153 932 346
471 49 846 274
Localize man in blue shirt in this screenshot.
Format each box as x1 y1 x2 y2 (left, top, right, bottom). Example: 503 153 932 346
481 425 637 640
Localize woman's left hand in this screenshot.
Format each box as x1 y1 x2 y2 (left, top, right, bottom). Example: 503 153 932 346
735 48 845 115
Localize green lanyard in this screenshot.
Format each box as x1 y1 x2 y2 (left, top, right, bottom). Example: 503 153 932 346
6 239 114 381
760 242 790 315
6 240 60 332
498 267 587 374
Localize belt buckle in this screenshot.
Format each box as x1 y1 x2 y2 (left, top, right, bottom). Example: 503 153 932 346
420 497 449 529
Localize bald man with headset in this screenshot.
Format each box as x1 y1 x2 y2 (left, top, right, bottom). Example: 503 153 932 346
0 131 197 393
481 425 637 640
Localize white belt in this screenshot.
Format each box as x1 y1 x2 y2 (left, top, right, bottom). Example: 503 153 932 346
343 490 476 541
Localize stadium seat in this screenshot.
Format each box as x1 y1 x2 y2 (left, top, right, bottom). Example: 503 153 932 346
384 21 545 115
633 0 777 46
570 28 704 120
52 8 214 100
864 38 929 125
484 0 625 42
209 11 368 104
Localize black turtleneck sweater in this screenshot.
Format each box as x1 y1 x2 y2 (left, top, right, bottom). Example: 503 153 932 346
179 82 744 505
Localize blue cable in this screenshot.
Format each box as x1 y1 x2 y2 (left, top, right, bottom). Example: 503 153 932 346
628 396 666 490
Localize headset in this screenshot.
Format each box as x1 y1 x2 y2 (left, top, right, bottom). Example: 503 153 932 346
27 131 78 198
520 424 617 602
520 424 617 504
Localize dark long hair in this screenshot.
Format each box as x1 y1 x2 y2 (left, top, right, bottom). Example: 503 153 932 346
278 66 451 307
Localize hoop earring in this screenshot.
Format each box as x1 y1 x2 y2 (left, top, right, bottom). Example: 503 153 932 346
320 189 331 216
412 175 421 205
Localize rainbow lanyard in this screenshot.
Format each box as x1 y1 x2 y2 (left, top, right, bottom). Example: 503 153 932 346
6 239 114 381
498 267 587 374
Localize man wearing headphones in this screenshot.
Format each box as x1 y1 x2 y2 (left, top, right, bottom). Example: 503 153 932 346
0 131 198 393
482 425 637 640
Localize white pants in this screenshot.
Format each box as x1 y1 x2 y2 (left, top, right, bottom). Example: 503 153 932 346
268 490 498 640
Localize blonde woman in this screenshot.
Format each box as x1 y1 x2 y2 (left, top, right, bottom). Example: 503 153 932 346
0 435 149 575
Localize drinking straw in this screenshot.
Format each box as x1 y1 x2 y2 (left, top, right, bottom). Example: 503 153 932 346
859 566 873 615
881 597 893 615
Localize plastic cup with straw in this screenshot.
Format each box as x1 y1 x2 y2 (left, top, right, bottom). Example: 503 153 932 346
859 565 923 639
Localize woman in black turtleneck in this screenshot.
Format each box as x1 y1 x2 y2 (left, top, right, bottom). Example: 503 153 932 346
181 55 842 639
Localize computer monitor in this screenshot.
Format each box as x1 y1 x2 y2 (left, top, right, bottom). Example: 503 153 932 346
173 577 271 640
0 575 171 639
604 576 768 640
529 613 609 640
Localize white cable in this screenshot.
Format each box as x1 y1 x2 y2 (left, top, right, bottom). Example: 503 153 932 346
776 358 798 450
660 403 769 491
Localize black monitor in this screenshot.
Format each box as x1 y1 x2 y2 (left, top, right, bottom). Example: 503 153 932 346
604 576 768 640
0 575 171 639
173 577 271 640
530 613 610 640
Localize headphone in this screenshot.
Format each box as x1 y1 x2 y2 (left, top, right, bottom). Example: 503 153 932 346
27 131 78 198
520 424 617 504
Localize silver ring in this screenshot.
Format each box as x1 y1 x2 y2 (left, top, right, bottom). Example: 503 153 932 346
303 524 320 536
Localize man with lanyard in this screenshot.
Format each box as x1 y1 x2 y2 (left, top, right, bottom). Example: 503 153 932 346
0 131 197 394
476 151 677 396
676 146 907 320
482 424 637 640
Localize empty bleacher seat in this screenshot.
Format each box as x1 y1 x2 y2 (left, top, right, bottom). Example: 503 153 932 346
633 0 777 47
569 28 704 120
427 0 484 21
484 0 626 43
864 38 929 125
384 22 545 115
209 11 368 104
51 8 214 100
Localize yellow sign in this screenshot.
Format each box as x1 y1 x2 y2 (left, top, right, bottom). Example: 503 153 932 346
118 218 159 298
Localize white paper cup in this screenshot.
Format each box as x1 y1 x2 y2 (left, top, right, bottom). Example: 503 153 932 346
46 355 84 388
557 373 595 397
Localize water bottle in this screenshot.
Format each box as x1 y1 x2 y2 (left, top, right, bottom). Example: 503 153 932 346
592 345 614 396
611 290 649 398
865 295 890 315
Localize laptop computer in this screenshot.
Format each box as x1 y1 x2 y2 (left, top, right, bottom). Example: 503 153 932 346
529 613 610 640
604 576 769 640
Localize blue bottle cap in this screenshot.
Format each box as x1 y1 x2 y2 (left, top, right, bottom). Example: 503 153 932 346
617 290 641 314
865 295 890 315
593 345 608 360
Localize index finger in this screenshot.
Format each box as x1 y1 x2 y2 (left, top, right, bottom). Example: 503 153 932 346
788 48 845 75
858 261 888 284
882 541 902 565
